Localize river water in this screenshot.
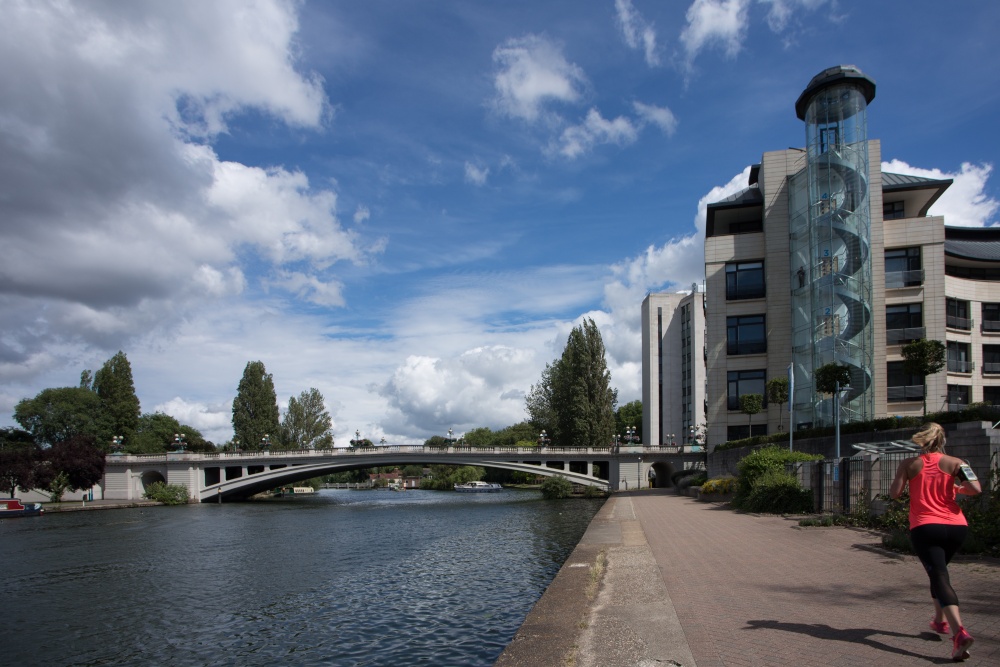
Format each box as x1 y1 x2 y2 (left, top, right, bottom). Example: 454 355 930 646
2 489 602 666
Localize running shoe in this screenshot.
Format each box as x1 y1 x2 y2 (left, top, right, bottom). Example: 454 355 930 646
951 628 974 661
929 619 950 634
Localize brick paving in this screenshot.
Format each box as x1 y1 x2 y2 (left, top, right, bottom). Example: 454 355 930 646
630 490 1000 666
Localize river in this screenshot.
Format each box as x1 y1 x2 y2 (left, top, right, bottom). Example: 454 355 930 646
1 489 602 666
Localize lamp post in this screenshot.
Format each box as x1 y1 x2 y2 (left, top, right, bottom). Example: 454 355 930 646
538 430 550 447
667 433 675 448
447 428 454 447
350 430 361 448
111 435 124 455
638 456 642 490
232 437 240 452
173 433 186 452
261 433 270 450
380 437 386 446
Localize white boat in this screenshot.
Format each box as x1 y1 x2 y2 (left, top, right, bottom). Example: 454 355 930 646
454 481 502 493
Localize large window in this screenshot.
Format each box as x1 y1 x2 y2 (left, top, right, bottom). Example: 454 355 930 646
885 247 922 288
883 201 906 220
984 345 1000 375
947 298 972 331
727 369 766 411
727 424 768 441
985 386 1000 406
727 315 766 355
983 303 1000 333
886 304 924 344
887 361 923 403
948 341 972 373
947 384 970 411
725 261 765 300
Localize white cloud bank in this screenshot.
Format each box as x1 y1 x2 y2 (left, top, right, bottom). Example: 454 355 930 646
882 160 999 227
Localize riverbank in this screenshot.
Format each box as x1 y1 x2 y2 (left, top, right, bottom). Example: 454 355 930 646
38 498 160 513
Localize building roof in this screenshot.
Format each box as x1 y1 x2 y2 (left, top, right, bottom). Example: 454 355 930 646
945 226 1000 262
710 184 762 208
882 172 952 217
795 65 876 120
882 171 952 191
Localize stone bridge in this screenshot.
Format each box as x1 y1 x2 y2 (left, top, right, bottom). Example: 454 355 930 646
102 445 706 502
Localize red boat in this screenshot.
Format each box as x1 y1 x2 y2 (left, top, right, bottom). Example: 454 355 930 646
0 498 44 517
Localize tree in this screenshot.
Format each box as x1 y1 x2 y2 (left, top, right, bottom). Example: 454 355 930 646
739 393 763 435
232 361 280 450
814 363 852 395
92 351 141 447
35 435 106 496
615 400 643 443
540 475 574 499
528 318 617 448
902 338 946 416
279 388 333 449
14 387 103 446
131 412 210 453
765 377 790 431
0 428 41 498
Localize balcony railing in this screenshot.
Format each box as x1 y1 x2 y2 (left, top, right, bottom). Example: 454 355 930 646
885 269 924 289
886 327 925 345
887 385 924 402
947 315 973 331
982 319 1000 334
947 359 974 373
983 362 1000 375
727 341 766 355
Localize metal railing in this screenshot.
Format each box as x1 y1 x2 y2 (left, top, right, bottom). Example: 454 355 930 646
983 362 1000 376
948 359 974 373
947 315 974 331
982 319 1000 334
887 385 924 402
886 327 925 344
885 269 924 289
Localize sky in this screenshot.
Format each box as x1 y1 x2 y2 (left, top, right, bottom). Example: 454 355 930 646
1 0 999 447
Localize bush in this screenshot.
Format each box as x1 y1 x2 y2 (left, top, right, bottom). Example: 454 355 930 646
540 475 573 499
740 469 813 514
582 484 605 498
700 477 736 495
144 481 190 505
733 446 821 506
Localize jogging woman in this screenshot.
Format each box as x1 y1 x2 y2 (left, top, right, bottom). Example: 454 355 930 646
890 422 981 662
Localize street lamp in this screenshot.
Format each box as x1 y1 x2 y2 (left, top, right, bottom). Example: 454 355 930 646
667 433 675 448
638 456 642 490
447 428 454 446
379 437 386 446
538 430 550 447
111 435 124 454
173 432 186 452
232 437 240 452
261 433 270 450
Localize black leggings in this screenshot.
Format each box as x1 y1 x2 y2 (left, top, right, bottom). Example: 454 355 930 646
909 524 968 608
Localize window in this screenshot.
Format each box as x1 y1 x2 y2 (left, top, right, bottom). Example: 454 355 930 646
984 345 1000 375
727 315 766 355
820 125 840 153
883 201 905 220
984 386 1000 406
887 361 923 403
947 341 972 373
947 385 970 411
983 303 1000 333
947 298 972 330
725 261 765 300
885 247 922 288
886 304 924 343
727 369 766 410
727 424 768 441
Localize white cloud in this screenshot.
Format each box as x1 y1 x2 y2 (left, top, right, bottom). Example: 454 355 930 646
633 101 678 136
491 34 588 123
761 0 830 33
354 205 371 224
615 0 661 66
553 108 639 159
267 271 346 307
465 162 490 186
882 160 998 227
679 0 750 72
155 397 233 435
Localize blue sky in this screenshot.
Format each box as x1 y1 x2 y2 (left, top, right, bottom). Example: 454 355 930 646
1 0 998 446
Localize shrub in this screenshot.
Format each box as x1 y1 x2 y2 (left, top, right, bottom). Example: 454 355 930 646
733 446 821 506
740 469 813 514
582 484 605 498
540 475 573 499
144 481 190 505
700 477 736 495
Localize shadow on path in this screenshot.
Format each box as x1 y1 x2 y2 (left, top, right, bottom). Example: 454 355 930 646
744 619 955 664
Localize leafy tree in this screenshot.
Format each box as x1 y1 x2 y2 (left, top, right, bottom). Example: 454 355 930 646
14 387 103 446
93 351 141 447
615 400 643 443
814 363 851 395
766 377 790 431
279 388 333 449
144 482 190 505
540 475 574 499
462 427 494 447
34 435 106 495
492 421 542 447
131 412 210 453
232 361 280 450
79 370 93 391
528 318 617 447
424 435 449 448
0 428 41 498
902 338 946 416
739 393 763 433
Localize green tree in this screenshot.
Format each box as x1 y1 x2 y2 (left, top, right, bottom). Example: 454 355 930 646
615 400 643 443
902 338 946 416
739 393 763 434
232 361 280 450
14 387 103 446
0 428 41 498
279 388 333 449
814 363 851 395
540 475 574 499
92 351 141 447
766 377 790 431
529 318 617 447
131 412 210 453
34 434 106 496
462 427 494 447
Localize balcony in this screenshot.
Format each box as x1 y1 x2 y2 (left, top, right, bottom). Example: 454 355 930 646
887 385 924 403
947 315 973 331
982 320 1000 334
886 327 925 345
947 359 974 374
983 362 1000 376
885 269 924 289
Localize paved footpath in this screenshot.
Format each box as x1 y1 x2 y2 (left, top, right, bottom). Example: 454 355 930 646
500 490 999 666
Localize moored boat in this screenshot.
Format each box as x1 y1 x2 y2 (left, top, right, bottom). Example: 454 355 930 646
0 498 44 517
454 481 502 493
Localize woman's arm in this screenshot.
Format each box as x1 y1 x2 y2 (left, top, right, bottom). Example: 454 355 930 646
889 458 911 499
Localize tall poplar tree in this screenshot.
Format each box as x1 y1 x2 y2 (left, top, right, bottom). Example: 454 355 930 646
93 351 141 447
279 388 333 449
232 361 280 450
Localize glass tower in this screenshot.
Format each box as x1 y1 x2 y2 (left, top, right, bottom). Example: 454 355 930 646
789 66 876 427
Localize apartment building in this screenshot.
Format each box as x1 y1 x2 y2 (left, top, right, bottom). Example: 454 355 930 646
702 65 1000 450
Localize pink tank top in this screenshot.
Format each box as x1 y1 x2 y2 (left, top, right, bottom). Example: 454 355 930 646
909 452 966 529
